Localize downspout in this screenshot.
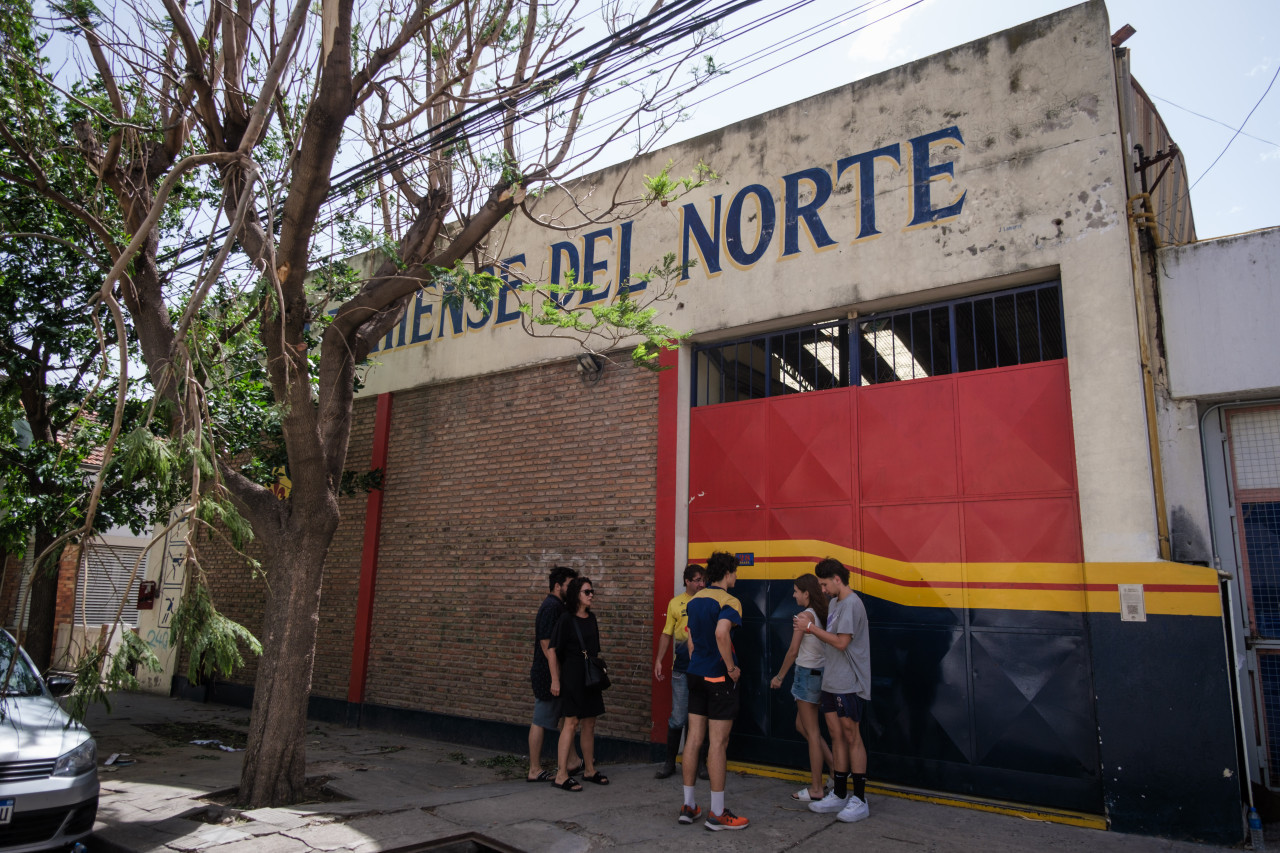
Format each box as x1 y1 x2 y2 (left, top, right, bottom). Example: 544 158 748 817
1125 194 1172 559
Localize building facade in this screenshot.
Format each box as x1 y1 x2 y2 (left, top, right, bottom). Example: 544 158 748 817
187 1 1244 842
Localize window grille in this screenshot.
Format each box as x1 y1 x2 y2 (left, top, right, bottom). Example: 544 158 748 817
692 281 1065 406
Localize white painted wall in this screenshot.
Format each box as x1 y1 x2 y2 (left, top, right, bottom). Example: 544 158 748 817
1159 227 1280 400
357 1 1162 562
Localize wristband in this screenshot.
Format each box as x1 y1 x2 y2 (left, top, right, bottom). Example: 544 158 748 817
805 621 813 634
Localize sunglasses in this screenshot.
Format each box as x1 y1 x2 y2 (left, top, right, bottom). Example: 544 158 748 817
582 589 595 596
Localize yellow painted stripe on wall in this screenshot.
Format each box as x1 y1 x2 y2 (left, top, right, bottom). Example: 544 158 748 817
688 540 1222 617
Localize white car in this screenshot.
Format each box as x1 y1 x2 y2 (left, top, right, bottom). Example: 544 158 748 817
0 631 98 852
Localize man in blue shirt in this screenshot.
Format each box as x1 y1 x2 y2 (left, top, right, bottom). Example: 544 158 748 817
678 551 749 831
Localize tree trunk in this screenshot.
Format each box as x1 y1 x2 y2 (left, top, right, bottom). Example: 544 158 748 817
236 511 337 807
22 529 58 671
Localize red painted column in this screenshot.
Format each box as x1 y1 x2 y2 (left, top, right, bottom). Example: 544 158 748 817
651 348 679 741
347 392 394 705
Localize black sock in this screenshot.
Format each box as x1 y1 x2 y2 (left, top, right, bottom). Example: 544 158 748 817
834 771 849 799
852 773 866 801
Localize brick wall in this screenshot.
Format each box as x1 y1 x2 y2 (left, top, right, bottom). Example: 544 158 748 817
53 544 80 628
352 355 659 742
190 357 660 745
188 395 377 692
1 552 21 627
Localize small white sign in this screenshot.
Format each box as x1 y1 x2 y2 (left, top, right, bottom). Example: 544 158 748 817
1119 583 1147 622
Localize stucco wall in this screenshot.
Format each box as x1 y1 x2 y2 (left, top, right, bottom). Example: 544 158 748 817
1159 226 1280 400
356 0 1158 563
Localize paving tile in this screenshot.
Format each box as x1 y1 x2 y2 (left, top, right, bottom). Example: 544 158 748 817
242 807 312 830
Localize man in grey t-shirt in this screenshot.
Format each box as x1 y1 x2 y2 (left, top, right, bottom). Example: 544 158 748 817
795 558 870 823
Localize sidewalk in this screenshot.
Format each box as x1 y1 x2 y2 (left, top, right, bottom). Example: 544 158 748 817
87 693 1238 853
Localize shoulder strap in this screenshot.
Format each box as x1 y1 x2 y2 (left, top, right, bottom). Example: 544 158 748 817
572 617 590 657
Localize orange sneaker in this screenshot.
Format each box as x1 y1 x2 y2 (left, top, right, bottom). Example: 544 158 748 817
704 809 749 831
678 804 702 824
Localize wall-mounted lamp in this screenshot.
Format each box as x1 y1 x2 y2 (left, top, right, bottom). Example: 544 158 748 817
576 353 604 382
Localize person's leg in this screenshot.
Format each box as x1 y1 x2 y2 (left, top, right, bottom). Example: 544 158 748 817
826 709 849 773
528 723 544 779
579 716 597 777
706 717 732 792
555 716 580 786
836 708 870 822
681 713 707 787
796 701 825 798
658 671 688 778
810 705 851 813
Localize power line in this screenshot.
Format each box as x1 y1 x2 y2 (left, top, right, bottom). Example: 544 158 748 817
1151 93 1279 151
1190 62 1280 191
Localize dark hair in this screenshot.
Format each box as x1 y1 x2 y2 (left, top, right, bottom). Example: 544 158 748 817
705 552 739 585
794 574 829 628
814 558 850 586
565 576 593 613
683 564 704 584
548 566 579 591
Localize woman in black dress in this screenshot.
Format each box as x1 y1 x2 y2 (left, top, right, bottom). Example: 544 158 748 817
550 576 609 791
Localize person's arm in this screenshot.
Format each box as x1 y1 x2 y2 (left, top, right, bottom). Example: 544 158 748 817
715 618 740 682
804 617 851 651
541 638 560 696
654 632 672 681
770 619 805 689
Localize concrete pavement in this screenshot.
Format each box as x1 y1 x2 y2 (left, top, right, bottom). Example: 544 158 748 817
85 693 1239 853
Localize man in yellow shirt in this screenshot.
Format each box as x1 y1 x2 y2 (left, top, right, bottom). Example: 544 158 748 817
653 563 704 779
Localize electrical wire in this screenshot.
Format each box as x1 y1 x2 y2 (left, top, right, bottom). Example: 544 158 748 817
162 0 930 272
1151 94 1279 150
1190 62 1280 191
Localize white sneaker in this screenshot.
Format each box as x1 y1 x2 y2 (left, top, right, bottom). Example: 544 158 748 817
808 791 849 813
837 795 869 823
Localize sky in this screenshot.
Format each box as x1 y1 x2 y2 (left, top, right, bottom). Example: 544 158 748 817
627 0 1279 241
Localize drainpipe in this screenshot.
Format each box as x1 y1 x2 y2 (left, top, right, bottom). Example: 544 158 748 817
1125 193 1172 560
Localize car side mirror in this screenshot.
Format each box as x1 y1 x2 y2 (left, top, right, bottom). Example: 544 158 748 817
45 673 76 697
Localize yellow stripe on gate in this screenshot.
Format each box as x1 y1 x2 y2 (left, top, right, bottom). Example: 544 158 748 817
687 539 1222 616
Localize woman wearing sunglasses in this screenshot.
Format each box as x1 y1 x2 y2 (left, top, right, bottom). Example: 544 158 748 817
550 576 610 791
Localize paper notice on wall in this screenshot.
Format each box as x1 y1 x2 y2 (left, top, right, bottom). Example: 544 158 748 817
1119 584 1147 622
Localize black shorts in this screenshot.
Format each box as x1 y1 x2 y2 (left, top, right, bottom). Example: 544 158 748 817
820 690 866 723
688 674 739 722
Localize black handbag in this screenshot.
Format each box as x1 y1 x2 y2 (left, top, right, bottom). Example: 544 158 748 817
573 618 611 690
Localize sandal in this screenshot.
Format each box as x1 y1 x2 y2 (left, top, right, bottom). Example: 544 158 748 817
791 787 823 801
582 771 610 786
553 777 583 792
527 769 555 783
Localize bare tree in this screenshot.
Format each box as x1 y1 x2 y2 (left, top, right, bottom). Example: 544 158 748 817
7 0 721 805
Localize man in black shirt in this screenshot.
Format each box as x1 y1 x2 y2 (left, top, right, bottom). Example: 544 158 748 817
528 565 579 782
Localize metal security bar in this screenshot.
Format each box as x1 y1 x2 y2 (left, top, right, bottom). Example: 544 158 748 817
692 281 1065 406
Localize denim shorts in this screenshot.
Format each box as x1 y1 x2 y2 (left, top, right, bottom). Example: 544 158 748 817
791 665 824 704
532 696 561 730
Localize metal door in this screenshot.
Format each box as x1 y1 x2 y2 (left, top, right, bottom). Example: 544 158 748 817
688 359 1102 812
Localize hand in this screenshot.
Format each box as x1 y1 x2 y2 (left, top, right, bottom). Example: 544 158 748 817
728 666 741 683
770 675 782 689
551 679 560 697
654 660 665 681
793 613 812 632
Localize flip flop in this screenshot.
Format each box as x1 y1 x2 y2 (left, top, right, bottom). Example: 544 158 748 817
527 769 554 782
792 788 822 801
566 764 584 776
554 777 583 792
582 771 610 786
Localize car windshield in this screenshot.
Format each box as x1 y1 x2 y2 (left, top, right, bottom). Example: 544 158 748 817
0 634 44 697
